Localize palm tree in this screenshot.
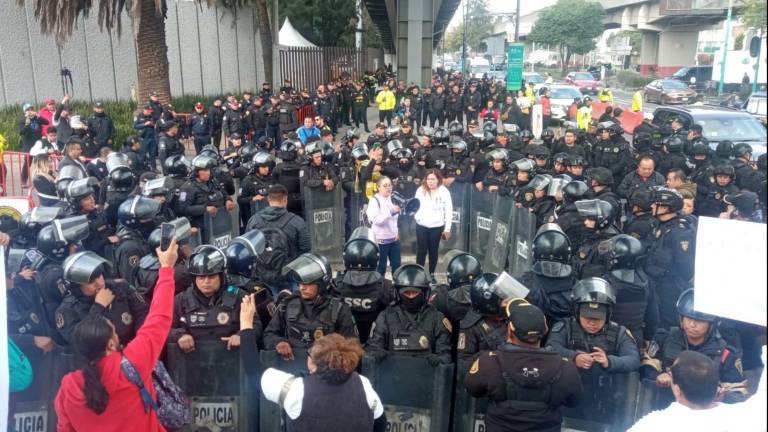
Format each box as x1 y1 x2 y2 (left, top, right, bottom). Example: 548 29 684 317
20 0 274 103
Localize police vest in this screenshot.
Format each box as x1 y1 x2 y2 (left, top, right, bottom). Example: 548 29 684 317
607 271 648 344
384 306 438 353
494 353 563 411
285 297 343 348
568 318 621 355
63 282 137 342
661 327 726 369
179 286 239 337
335 271 387 322
459 311 506 353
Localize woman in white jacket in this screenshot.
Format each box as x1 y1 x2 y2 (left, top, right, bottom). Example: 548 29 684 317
414 169 453 276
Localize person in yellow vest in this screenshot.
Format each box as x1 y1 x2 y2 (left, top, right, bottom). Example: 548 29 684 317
598 86 613 103
632 88 644 113
525 82 536 106
375 84 396 127
577 97 593 130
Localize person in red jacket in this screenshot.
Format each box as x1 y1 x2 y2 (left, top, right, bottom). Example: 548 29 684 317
479 99 500 123
54 239 179 432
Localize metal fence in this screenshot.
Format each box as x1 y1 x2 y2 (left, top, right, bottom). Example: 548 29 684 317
279 46 369 91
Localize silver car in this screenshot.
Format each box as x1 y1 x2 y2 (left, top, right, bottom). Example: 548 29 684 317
546 86 583 122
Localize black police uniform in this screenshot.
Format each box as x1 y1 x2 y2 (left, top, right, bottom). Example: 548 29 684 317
114 226 150 284
238 172 275 225
429 284 472 323
55 280 149 345
457 310 507 361
158 132 184 172
9 266 52 349
351 88 370 131
446 90 464 123
593 140 633 182
176 178 229 236
222 107 246 138
571 225 620 280
332 271 395 344
465 343 583 432
554 202 584 249
134 254 191 301
624 212 658 251
170 284 252 343
657 150 690 177
263 294 358 349
644 217 696 328
732 158 755 190
426 146 452 172
188 111 212 154
273 161 303 215
520 267 574 327
697 182 738 217
603 269 658 349
277 101 298 136
79 209 114 258
366 302 453 364
444 153 473 184
301 160 339 188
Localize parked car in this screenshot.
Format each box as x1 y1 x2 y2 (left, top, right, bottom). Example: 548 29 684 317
644 79 698 105
668 65 713 91
546 85 583 122
652 105 767 158
743 91 767 125
565 71 605 95
523 72 546 91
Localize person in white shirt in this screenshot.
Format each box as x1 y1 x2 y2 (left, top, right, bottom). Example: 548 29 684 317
629 349 767 432
413 169 453 277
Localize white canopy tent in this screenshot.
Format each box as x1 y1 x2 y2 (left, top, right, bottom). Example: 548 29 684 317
279 18 317 47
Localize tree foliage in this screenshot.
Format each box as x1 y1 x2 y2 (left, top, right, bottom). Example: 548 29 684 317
741 0 767 31
280 0 358 47
442 0 494 55
528 0 604 73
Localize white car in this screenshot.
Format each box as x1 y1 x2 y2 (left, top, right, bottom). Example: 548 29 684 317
546 85 583 122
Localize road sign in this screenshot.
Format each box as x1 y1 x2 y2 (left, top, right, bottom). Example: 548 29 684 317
507 43 525 91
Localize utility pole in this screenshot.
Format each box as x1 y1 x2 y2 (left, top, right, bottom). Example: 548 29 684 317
717 0 733 96
462 0 468 75
355 0 363 50
514 0 521 42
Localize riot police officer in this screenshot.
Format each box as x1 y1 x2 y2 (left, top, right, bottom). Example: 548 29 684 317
545 277 640 423
599 234 658 349
55 251 149 345
643 187 696 328
566 154 588 183
586 167 621 224
731 143 755 189
511 158 536 205
482 149 512 195
624 188 658 251
332 228 396 343
134 222 193 301
592 123 633 182
430 250 483 323
697 164 739 217
657 135 690 177
273 139 304 215
8 241 55 354
689 143 715 190
102 163 136 227
177 154 235 241
158 121 184 173
426 132 452 172
263 253 358 358
142 177 176 223
645 289 746 404
519 224 576 326
527 174 556 225
170 245 251 353
65 177 115 257
571 199 620 279
458 273 510 361
367 264 452 365
238 152 276 226
114 196 160 282
556 180 589 248
443 138 473 187
302 141 339 190
224 230 277 330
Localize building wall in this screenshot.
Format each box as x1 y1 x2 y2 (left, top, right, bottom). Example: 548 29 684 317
0 1 265 108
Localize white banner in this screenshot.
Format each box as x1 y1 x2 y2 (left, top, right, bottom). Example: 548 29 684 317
694 217 767 326
531 103 543 139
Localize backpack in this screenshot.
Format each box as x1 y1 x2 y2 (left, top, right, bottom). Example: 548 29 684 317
9 339 33 392
121 356 191 429
254 212 293 286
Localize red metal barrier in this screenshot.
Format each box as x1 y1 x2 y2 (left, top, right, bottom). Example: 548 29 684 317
618 110 644 134
297 105 315 125
1 151 31 198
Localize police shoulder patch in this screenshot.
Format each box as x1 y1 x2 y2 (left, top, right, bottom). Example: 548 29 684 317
56 313 65 329
179 191 187 202
442 318 453 333
551 321 565 333
679 240 689 252
469 358 480 374
625 328 636 343
129 255 140 267
458 332 466 350
735 358 744 375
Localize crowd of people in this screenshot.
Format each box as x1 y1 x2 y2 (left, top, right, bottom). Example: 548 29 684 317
6 69 767 432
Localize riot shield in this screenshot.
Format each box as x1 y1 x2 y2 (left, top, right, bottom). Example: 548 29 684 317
362 355 454 432
229 202 241 238
395 180 419 257
440 183 470 253
204 207 237 248
507 205 536 278
562 371 640 432
452 359 489 432
259 349 310 432
303 186 345 266
8 346 55 432
634 378 664 424
468 188 495 263
167 341 256 432
484 194 516 273
250 197 269 218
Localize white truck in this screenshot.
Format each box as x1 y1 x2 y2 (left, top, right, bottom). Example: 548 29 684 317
468 57 491 79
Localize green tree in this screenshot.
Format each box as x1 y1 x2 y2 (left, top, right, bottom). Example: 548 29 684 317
281 0 358 47
441 0 493 55
741 0 767 31
20 0 259 103
528 0 605 75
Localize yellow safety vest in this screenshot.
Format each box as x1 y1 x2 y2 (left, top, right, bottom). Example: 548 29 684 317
577 106 592 130
632 91 643 112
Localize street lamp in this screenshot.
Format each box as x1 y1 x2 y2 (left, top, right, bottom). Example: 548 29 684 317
717 0 733 96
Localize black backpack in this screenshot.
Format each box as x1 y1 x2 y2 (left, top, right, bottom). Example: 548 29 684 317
254 212 293 286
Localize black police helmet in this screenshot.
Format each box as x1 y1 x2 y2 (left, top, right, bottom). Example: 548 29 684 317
351 143 369 161
664 136 685 153
572 277 616 306
278 140 298 161
62 251 112 286
532 223 572 263
345 128 360 142
715 140 734 158
600 234 643 270
713 164 736 178
148 228 162 251
117 196 162 229
109 166 136 190
650 186 684 213
519 129 533 140
732 143 753 159
575 199 614 229
563 180 589 204
36 225 69 261
470 273 503 316
343 228 380 271
541 129 555 140
225 230 267 277
188 245 227 276
164 155 191 177
587 167 614 186
691 143 712 157
676 288 717 323
447 121 464 137
482 121 498 135
629 187 654 212
433 127 451 145
445 251 483 289
191 154 218 171
392 264 430 291
65 177 97 207
252 152 276 170
240 143 259 162
282 253 333 291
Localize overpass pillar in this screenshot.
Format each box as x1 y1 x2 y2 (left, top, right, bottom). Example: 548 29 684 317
639 32 658 76
396 0 434 87
657 31 698 77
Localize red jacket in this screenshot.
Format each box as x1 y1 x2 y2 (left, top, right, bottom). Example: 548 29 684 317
55 268 175 432
541 96 552 117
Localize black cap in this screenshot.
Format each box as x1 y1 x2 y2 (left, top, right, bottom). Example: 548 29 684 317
579 302 608 320
724 191 758 215
505 298 547 342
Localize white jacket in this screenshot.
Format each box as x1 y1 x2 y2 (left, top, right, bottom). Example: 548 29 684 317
414 185 453 232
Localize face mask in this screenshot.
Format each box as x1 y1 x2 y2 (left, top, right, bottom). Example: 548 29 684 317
401 292 425 313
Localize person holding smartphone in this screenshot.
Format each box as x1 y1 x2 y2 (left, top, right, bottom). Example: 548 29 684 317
414 169 453 278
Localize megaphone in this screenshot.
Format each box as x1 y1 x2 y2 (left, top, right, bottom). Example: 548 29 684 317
392 191 420 216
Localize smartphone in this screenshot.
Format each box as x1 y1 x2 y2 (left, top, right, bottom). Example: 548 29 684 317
160 223 175 251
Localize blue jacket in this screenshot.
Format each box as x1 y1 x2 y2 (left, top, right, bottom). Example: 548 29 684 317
296 126 321 144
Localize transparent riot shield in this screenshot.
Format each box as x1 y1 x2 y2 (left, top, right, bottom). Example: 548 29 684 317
440 183 470 253
259 349 310 432
452 359 489 432
203 207 234 248
48 349 76 427
347 189 367 238
507 205 537 278
562 371 640 432
484 194 516 273
362 355 454 432
8 346 55 432
303 186 345 266
468 189 495 263
229 202 241 239
167 341 256 432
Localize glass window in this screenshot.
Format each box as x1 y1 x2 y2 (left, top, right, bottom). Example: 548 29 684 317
698 117 767 141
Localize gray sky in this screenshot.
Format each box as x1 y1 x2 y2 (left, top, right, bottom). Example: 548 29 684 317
448 0 557 29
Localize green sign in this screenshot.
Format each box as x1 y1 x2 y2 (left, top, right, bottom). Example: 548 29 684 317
507 43 525 91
